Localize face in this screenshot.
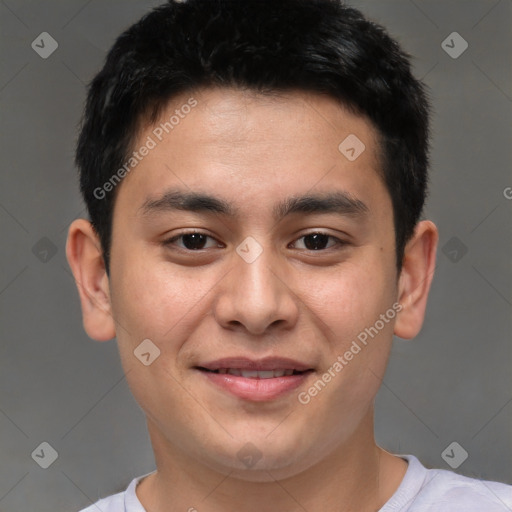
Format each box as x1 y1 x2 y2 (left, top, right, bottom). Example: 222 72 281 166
97 88 403 479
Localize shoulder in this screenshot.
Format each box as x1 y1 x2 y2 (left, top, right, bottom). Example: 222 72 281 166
76 472 152 512
77 489 125 512
422 468 511 511
392 454 512 512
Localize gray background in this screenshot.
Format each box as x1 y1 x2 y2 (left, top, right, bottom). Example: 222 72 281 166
0 1 511 510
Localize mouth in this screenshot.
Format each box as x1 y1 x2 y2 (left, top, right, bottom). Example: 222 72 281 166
198 368 308 378
195 357 314 401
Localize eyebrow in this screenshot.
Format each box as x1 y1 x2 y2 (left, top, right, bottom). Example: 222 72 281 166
139 189 369 221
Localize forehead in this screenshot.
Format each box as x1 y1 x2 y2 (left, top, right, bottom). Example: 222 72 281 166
115 87 389 222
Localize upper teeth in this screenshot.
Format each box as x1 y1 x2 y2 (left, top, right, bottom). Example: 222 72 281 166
217 369 295 378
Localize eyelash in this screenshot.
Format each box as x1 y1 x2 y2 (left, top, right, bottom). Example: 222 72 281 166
162 230 347 252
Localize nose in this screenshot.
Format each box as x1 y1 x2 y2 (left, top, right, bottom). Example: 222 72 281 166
212 242 300 337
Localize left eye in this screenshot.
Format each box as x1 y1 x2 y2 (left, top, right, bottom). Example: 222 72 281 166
290 232 342 251
164 231 343 251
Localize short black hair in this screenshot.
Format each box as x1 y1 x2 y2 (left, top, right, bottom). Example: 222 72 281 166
76 0 431 275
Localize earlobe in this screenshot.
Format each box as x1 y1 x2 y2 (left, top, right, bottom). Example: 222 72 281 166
394 220 438 340
65 219 116 341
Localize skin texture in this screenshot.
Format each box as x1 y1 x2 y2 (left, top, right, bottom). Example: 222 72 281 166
66 88 438 511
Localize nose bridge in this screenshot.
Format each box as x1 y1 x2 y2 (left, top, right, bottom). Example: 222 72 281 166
214 237 298 334
239 242 279 303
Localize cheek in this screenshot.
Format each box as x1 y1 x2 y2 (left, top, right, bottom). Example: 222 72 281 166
109 260 213 421
109 255 211 348
110 253 240 399
305 259 395 342
305 255 397 403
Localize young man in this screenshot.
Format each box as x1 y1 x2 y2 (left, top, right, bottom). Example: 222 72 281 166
66 0 512 510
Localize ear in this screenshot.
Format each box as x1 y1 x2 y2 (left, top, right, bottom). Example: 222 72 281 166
65 219 116 341
394 220 438 340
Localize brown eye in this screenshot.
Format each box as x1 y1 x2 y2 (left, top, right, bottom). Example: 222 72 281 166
181 233 208 250
292 232 343 251
164 232 221 250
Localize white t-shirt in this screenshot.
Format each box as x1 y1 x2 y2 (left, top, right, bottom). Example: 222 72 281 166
78 454 512 511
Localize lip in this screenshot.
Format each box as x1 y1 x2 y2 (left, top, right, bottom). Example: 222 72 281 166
197 356 312 372
195 357 314 402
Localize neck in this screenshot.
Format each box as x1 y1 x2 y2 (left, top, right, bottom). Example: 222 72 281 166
137 410 407 512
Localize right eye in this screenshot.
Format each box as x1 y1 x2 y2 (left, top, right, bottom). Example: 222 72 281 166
162 231 223 251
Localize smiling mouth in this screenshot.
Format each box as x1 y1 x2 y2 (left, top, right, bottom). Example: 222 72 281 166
197 368 310 378
196 363 314 401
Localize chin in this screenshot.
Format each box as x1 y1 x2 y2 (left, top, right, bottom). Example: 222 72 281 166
197 435 319 482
